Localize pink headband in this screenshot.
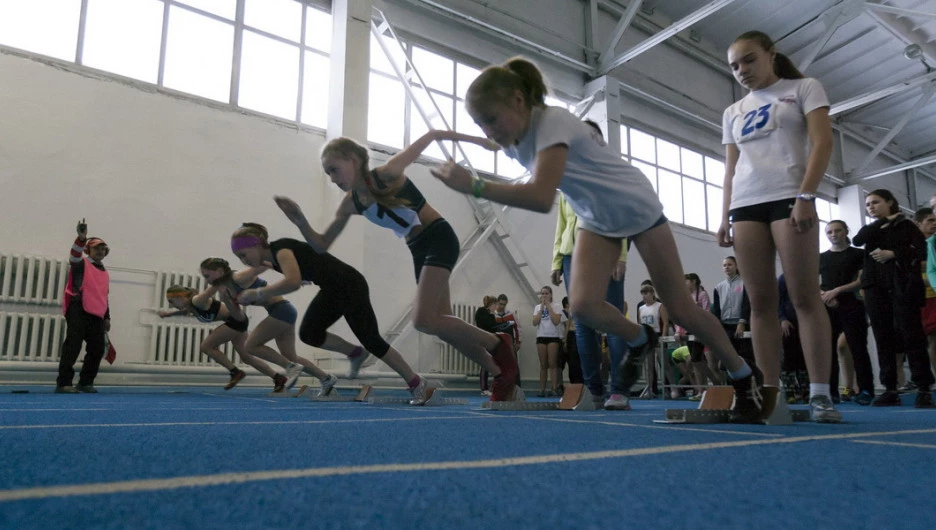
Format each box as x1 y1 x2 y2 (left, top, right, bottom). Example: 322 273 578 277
231 236 262 252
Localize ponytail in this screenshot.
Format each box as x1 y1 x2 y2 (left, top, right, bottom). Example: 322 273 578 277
467 56 549 111
321 137 409 209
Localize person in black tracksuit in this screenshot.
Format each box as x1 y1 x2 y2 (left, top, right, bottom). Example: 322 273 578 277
853 189 934 407
819 220 875 405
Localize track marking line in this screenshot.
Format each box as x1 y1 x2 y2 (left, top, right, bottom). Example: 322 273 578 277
0 415 497 431
851 440 936 449
463 411 781 437
2 427 934 502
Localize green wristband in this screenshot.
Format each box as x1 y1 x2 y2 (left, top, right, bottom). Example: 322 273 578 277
471 177 486 198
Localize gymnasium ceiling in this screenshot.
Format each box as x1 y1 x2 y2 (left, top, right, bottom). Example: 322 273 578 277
396 0 936 186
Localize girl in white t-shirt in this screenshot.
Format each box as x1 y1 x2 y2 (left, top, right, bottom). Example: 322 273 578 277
719 31 839 423
430 57 762 422
533 286 567 396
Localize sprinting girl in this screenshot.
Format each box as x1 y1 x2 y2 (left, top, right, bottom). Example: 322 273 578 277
160 284 287 392
201 255 336 395
430 56 763 422
231 222 434 405
274 135 520 402
718 30 839 422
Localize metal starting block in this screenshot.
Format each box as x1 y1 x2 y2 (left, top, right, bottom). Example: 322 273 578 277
655 386 809 424
483 384 595 411
309 388 358 402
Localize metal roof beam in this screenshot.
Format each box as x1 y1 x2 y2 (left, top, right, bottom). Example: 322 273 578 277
865 2 936 20
598 0 643 74
830 69 936 115
852 152 936 182
598 0 736 76
865 2 936 65
798 0 865 71
851 85 936 176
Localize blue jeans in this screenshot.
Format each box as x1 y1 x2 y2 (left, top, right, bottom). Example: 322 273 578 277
562 254 628 398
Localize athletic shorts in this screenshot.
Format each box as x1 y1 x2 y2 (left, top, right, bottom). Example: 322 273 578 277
688 340 706 363
922 297 936 335
407 218 460 281
729 198 796 224
222 316 249 333
265 300 298 325
536 337 562 345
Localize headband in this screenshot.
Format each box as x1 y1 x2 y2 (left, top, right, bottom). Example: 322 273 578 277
231 236 263 252
166 291 192 299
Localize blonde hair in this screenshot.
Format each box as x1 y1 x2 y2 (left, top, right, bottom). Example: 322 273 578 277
321 137 409 208
166 285 197 300
466 57 548 111
232 222 269 246
482 295 498 308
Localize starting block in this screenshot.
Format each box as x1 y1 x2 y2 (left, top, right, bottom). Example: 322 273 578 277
355 385 374 402
309 388 358 402
656 386 808 424
483 384 595 411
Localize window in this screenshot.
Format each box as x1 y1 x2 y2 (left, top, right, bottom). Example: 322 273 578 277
2 0 331 131
368 72 405 149
175 0 236 20
244 0 301 41
301 51 329 128
238 30 300 120
163 6 234 103
82 0 164 83
0 0 82 61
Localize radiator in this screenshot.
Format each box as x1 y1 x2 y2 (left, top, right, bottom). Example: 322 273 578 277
148 321 235 366
0 311 67 362
153 270 208 311
437 302 481 375
0 254 69 305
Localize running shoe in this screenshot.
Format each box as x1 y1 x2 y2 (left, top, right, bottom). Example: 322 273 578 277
284 362 303 390
348 346 369 379
272 374 288 393
729 372 764 424
409 376 435 406
915 390 934 409
317 373 339 397
225 369 247 390
617 324 659 394
75 384 98 394
809 395 843 423
853 390 873 406
603 393 631 411
872 391 901 406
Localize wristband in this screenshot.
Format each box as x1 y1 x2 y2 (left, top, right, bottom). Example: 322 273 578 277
796 192 816 201
471 177 486 198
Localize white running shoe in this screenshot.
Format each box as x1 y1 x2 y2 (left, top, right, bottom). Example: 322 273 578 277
409 376 435 406
348 347 370 379
284 362 303 390
604 393 631 411
317 373 338 397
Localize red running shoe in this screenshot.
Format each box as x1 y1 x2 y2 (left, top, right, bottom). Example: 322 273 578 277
490 332 519 401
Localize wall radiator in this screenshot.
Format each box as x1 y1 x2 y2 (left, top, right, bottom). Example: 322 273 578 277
436 302 481 375
147 270 237 366
0 255 69 361
0 312 66 362
0 254 69 306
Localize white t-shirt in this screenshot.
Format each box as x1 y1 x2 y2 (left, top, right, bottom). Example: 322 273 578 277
721 78 829 210
533 302 567 339
504 107 663 238
638 301 663 334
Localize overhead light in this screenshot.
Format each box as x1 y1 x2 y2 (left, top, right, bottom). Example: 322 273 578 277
905 43 923 61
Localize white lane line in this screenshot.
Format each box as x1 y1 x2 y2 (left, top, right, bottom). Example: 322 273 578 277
0 415 497 430
463 411 782 437
2 427 934 502
851 440 936 449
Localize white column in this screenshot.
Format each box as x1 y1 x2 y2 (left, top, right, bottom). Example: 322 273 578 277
327 0 372 141
837 184 867 234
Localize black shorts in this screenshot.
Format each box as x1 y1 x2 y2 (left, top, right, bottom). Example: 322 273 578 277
688 340 706 363
536 337 562 345
407 218 460 282
729 198 796 224
222 316 248 333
